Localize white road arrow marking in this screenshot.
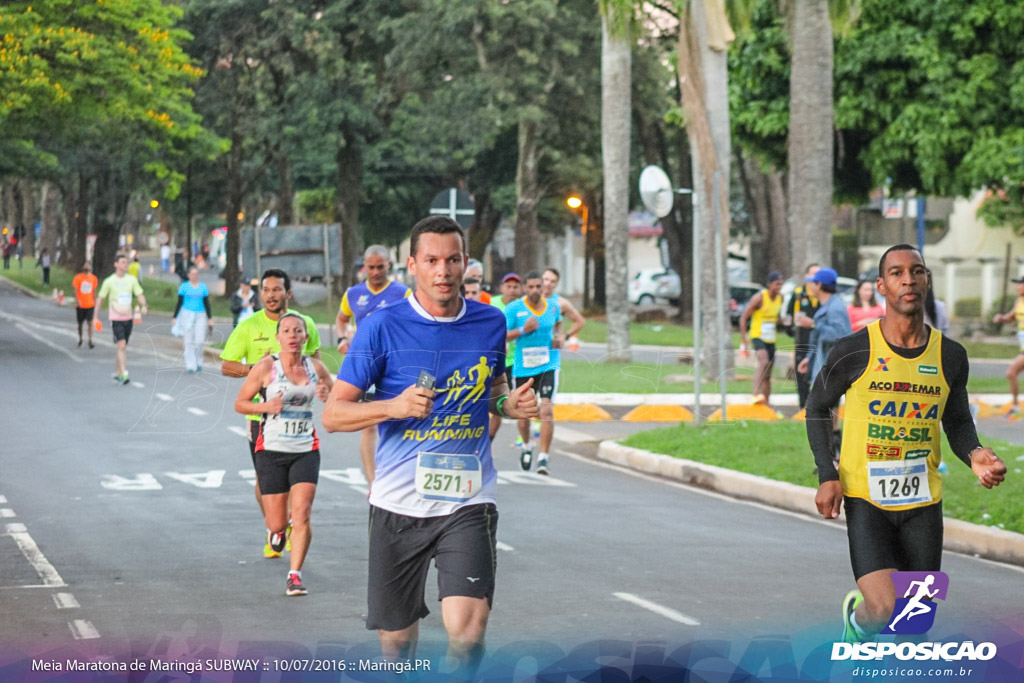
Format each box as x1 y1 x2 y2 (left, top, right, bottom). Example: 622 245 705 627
164 470 226 488
100 474 162 491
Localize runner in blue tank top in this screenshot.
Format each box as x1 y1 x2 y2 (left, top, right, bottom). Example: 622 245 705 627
323 217 538 675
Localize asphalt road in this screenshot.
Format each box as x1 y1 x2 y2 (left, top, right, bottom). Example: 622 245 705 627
1 280 1022 681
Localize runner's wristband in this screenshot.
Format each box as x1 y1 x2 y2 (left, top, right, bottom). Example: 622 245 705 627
496 396 509 417
517 326 525 337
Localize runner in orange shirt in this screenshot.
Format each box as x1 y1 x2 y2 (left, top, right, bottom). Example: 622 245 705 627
72 261 99 348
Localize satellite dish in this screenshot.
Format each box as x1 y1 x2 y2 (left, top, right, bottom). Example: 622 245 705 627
639 165 674 219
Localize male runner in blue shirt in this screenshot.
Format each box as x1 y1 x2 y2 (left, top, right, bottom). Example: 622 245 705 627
323 216 538 675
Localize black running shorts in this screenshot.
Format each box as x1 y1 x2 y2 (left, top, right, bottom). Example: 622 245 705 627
515 369 557 400
111 319 133 343
751 338 776 364
844 496 943 580
76 306 94 323
254 449 320 495
366 503 498 632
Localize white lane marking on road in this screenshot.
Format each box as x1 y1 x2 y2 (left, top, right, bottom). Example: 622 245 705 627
496 542 515 552
4 523 66 587
129 381 145 388
53 593 81 609
0 495 7 503
0 508 15 517
553 426 597 444
165 470 226 488
350 485 370 496
68 619 100 640
613 592 700 626
156 393 174 402
228 426 249 438
186 407 207 416
14 323 83 362
320 468 368 485
496 471 575 487
239 469 257 485
100 474 163 491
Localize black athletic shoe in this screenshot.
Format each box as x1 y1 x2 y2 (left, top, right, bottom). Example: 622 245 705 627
269 530 286 554
520 447 532 471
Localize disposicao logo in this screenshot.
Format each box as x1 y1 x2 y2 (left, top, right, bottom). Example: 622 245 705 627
883 571 948 634
832 571 998 663
875 357 892 372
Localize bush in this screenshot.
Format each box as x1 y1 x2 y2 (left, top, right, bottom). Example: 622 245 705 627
954 297 981 318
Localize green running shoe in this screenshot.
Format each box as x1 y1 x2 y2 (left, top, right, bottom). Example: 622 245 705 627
842 589 866 643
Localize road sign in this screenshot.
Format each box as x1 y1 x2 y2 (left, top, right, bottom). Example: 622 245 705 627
429 188 475 229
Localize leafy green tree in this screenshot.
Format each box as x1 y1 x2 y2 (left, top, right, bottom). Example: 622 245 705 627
0 0 211 271
836 0 1024 232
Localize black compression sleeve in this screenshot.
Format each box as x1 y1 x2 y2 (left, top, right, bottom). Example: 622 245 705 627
940 339 982 466
203 296 212 319
173 295 184 318
806 330 870 483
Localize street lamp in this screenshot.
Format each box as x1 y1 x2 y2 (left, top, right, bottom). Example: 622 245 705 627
150 199 160 209
567 195 591 309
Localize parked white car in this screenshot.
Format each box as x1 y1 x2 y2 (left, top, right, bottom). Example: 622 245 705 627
630 268 681 305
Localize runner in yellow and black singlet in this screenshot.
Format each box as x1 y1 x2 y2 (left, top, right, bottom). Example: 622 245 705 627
740 271 785 405
992 276 1024 419
806 244 1006 645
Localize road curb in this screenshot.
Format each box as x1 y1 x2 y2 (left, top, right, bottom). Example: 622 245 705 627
596 441 1024 567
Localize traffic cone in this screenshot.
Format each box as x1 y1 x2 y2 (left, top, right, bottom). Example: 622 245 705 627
51 288 59 302
567 336 579 351
133 305 143 323
57 289 65 305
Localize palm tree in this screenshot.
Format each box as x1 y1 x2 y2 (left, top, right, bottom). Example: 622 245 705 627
599 0 635 362
787 0 834 273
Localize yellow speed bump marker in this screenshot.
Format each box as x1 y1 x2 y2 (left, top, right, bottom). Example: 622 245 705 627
622 405 695 422
553 404 612 422
707 404 782 422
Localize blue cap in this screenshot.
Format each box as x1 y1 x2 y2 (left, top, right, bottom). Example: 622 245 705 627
807 267 838 287
767 270 784 283
502 272 522 283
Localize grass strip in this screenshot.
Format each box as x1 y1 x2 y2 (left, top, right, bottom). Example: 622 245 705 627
621 421 1024 534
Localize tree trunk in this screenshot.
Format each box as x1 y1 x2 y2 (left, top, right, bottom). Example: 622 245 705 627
514 118 542 274
787 0 834 275
601 13 632 362
335 132 364 291
277 150 294 225
223 115 245 293
40 182 60 258
766 168 790 273
468 192 500 266
679 5 732 375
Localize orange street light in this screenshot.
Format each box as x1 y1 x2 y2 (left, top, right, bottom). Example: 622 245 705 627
567 195 582 210
150 199 160 209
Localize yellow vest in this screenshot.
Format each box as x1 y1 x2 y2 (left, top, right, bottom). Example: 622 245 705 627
839 321 949 511
750 290 783 342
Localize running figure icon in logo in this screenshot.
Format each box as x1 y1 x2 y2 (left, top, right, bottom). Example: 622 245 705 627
882 571 949 634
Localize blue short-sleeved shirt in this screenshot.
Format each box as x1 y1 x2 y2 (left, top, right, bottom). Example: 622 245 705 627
339 295 507 518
